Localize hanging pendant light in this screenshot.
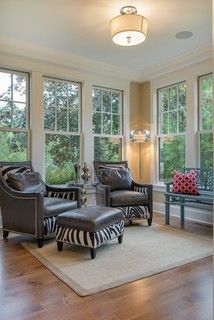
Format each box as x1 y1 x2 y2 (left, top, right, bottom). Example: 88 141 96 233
110 6 148 46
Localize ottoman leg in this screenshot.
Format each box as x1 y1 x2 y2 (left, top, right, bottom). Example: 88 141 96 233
90 248 96 259
118 234 123 244
57 241 63 252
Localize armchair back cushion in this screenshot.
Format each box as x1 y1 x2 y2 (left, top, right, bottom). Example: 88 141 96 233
0 164 31 183
7 171 47 194
99 167 132 190
94 160 128 181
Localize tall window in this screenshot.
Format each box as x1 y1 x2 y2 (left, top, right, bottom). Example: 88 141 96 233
198 74 213 169
92 86 123 161
43 78 81 184
158 82 186 181
0 69 30 161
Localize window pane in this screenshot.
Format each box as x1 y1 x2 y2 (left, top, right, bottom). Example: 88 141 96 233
0 131 28 161
45 134 80 184
13 102 26 128
169 87 177 111
169 111 177 133
112 114 120 135
69 109 78 132
92 89 101 111
158 82 186 135
44 107 55 130
68 84 79 108
112 93 120 113
200 133 213 169
56 82 68 107
178 84 186 109
159 136 185 181
93 112 101 134
103 113 111 134
44 80 55 107
57 107 67 131
94 137 122 161
159 90 168 112
160 112 168 134
0 72 11 101
13 74 26 103
102 90 111 112
0 101 11 127
44 78 80 133
178 109 186 132
201 75 213 131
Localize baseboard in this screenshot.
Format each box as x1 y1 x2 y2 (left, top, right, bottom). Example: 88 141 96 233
154 202 213 225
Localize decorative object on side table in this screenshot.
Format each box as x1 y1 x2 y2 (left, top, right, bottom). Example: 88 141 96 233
81 162 91 185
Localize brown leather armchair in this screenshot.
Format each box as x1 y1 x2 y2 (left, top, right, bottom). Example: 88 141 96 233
0 161 82 247
94 160 153 225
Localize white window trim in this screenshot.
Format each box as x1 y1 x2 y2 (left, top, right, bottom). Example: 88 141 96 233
157 81 187 182
150 61 212 187
0 68 31 160
198 73 213 167
92 85 124 161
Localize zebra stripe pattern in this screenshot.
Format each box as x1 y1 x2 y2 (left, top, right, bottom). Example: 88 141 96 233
118 206 150 220
44 216 57 235
56 220 124 249
47 191 75 200
133 186 148 195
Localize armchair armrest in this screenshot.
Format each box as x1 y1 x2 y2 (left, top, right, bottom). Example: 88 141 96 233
95 183 111 206
132 181 153 194
132 181 153 220
0 183 44 238
46 184 82 208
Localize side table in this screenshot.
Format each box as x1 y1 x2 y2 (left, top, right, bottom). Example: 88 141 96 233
67 183 87 206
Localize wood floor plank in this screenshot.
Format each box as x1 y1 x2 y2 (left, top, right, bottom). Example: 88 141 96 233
0 213 212 320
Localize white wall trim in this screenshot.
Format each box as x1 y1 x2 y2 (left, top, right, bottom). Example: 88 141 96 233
0 36 138 81
0 36 212 82
154 201 213 225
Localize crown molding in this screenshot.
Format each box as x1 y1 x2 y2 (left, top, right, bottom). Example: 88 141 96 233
139 44 212 81
0 36 211 83
0 36 140 81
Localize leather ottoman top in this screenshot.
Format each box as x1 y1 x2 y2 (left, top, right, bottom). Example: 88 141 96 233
56 206 123 232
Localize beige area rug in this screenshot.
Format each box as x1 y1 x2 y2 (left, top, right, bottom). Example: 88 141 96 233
22 224 212 296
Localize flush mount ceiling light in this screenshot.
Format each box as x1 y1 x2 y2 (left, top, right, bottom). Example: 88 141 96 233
110 6 148 46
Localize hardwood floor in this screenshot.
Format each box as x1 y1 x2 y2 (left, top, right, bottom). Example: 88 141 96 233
0 213 213 320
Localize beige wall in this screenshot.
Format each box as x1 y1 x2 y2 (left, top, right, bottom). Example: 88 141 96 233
129 81 151 183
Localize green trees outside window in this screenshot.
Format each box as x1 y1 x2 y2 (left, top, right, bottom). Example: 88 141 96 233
94 137 122 161
0 70 29 161
43 78 81 184
158 82 186 181
92 87 123 161
199 74 213 170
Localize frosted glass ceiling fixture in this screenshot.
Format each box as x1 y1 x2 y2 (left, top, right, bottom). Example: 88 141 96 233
110 6 148 46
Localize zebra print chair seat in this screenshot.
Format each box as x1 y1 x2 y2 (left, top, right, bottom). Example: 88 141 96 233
94 161 153 226
0 161 82 248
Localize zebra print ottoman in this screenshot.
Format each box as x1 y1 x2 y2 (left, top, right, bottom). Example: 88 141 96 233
56 206 124 259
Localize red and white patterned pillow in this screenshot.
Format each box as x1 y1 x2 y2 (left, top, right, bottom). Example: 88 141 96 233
172 170 199 195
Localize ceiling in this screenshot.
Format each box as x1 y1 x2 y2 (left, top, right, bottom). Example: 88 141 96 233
0 0 212 79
